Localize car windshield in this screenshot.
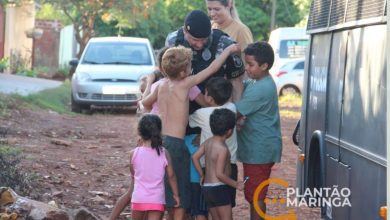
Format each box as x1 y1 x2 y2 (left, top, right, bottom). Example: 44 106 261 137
279 40 308 58
81 42 152 65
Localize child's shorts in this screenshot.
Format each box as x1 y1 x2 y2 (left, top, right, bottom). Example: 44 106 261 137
229 163 238 207
163 135 191 209
201 183 231 208
131 203 165 212
190 183 208 216
243 163 274 203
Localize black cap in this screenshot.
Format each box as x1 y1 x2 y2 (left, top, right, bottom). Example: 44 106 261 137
184 10 211 38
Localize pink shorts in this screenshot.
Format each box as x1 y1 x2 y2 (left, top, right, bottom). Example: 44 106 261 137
243 163 274 203
131 203 165 212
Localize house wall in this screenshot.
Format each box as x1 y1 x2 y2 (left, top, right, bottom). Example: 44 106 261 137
33 19 62 70
4 1 35 71
0 6 5 58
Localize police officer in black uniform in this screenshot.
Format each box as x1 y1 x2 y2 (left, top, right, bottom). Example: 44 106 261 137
165 10 245 132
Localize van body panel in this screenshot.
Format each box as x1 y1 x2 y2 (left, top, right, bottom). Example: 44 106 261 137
325 31 348 161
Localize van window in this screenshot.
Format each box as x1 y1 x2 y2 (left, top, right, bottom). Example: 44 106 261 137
82 42 152 65
279 40 308 58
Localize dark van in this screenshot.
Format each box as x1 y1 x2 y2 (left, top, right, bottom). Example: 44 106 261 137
295 0 387 219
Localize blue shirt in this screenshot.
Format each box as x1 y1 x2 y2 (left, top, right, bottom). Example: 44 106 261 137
235 75 282 164
185 134 201 183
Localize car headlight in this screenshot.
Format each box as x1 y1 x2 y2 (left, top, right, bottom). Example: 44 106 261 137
76 72 91 82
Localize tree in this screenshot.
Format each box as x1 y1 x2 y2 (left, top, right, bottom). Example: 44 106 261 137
36 0 310 50
237 0 309 41
35 3 72 26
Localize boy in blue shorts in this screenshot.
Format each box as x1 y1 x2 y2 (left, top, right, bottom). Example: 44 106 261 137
235 41 282 220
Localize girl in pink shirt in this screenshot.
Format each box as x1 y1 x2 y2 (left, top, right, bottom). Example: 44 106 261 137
109 114 180 220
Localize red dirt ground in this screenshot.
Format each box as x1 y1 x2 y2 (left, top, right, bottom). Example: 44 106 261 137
0 103 320 219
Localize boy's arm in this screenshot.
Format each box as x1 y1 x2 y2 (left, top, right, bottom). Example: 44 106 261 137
109 151 135 220
215 148 244 190
192 143 206 184
141 84 158 111
186 44 240 88
141 72 157 97
165 151 180 207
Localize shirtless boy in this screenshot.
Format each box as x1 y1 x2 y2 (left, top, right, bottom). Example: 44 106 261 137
142 44 240 220
192 108 245 220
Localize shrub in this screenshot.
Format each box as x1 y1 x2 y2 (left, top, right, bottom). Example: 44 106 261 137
0 94 21 117
0 146 37 195
16 68 37 78
0 57 9 72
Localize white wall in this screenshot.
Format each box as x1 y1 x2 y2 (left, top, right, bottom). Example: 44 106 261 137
4 1 35 68
58 24 79 66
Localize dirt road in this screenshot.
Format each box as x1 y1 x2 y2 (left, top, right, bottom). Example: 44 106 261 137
0 104 320 219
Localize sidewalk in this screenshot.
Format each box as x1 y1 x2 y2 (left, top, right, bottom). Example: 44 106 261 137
0 73 63 96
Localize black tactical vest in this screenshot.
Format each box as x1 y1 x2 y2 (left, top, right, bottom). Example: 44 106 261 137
175 28 228 92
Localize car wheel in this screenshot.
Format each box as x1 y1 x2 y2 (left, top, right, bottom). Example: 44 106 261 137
71 95 90 113
280 85 300 96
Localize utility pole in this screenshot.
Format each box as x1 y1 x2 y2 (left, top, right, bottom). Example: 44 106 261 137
270 0 277 31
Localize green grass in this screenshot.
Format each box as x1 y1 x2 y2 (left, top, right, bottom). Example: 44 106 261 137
279 109 301 119
0 80 72 115
279 94 302 119
0 145 22 156
278 94 302 108
0 93 21 117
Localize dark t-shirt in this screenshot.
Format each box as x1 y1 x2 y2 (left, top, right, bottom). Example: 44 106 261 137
165 28 245 134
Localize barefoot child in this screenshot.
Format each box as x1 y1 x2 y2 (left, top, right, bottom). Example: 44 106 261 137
109 114 180 220
142 44 240 219
192 108 245 220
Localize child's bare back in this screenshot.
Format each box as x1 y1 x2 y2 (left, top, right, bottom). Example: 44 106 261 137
157 77 191 138
192 109 244 220
154 44 240 139
203 137 232 184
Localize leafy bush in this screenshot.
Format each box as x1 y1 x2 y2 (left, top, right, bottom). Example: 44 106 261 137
56 65 70 77
16 68 37 78
0 57 9 71
10 50 31 74
0 146 37 195
34 66 51 75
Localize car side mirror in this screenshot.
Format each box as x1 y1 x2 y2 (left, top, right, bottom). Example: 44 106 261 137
69 59 79 67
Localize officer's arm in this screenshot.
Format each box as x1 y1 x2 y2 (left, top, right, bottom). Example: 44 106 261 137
219 36 245 102
230 75 244 102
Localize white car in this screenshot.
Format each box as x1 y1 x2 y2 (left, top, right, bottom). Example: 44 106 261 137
272 58 304 96
70 37 156 113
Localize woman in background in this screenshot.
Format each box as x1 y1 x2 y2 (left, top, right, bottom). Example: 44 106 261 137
206 0 253 54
